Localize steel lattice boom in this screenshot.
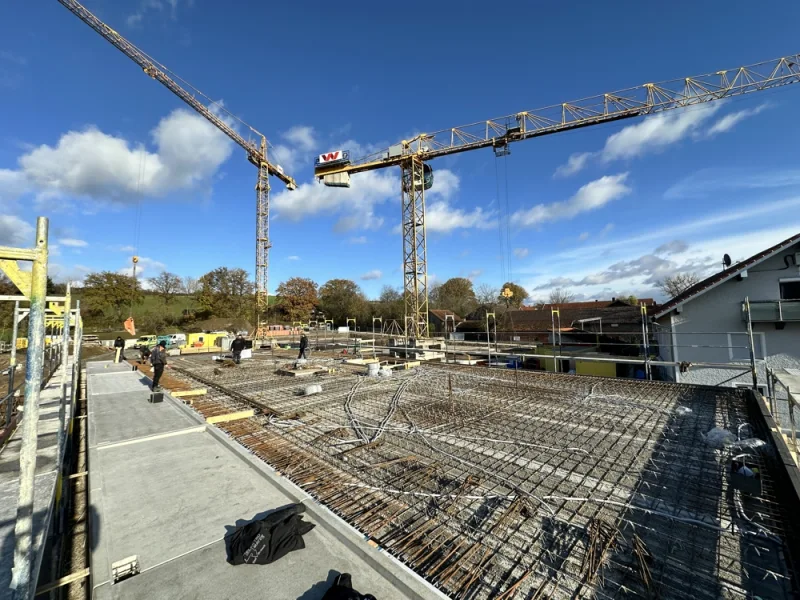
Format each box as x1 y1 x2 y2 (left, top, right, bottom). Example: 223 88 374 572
314 52 800 338
57 0 297 330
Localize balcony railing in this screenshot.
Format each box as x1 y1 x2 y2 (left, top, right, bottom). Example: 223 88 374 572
745 299 800 322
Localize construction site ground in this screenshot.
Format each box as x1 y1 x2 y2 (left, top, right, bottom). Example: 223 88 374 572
85 359 442 600
145 346 800 600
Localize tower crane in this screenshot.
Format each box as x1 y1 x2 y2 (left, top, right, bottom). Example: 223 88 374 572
316 54 800 339
57 0 297 337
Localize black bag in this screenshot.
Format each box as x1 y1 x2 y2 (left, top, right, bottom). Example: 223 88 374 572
226 503 316 566
321 573 377 600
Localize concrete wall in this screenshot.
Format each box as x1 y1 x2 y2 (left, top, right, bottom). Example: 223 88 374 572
655 244 800 390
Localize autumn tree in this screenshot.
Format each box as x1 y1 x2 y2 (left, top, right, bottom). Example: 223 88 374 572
475 283 499 305
498 282 529 308
435 277 478 318
149 272 183 305
376 285 404 322
83 272 143 322
319 279 367 326
276 277 318 322
182 276 200 295
656 273 700 299
197 267 254 320
548 287 576 305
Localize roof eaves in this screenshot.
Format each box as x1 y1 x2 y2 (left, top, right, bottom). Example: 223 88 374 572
653 233 800 319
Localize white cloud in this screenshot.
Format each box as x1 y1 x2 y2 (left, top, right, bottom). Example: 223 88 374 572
287 255 300 261
554 152 594 178
273 169 396 232
360 270 382 281
0 168 29 208
512 173 630 227
0 51 27 66
281 126 317 152
118 256 166 278
9 109 232 206
654 240 689 255
665 168 800 200
554 104 724 176
59 238 88 248
348 236 368 244
599 223 614 237
706 103 769 137
513 248 529 259
465 269 482 281
425 201 496 234
117 245 137 253
0 215 33 246
127 0 193 27
578 232 590 241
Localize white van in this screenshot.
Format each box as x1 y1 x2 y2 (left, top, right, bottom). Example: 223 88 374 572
164 333 186 347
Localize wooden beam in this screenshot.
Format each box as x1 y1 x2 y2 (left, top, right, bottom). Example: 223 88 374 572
206 409 255 424
172 389 207 398
35 568 90 595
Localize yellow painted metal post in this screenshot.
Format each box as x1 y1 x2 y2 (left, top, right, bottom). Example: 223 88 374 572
10 217 48 600
58 283 71 457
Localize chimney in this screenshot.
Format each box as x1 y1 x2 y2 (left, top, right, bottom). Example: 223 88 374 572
612 297 616 302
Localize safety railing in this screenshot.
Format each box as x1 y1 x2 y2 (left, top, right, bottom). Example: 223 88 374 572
766 366 798 456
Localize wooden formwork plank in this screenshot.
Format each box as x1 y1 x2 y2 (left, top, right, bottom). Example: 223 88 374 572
172 388 207 398
206 409 255 424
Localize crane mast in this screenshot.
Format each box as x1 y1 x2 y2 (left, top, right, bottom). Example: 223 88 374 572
57 0 297 333
315 53 800 339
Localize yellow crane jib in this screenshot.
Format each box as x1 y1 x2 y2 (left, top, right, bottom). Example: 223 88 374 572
310 52 800 340
57 0 298 337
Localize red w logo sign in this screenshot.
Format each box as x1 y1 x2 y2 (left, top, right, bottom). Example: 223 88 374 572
320 151 340 162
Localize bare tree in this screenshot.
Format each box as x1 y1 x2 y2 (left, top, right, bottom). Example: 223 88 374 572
475 283 499 305
182 276 200 295
149 272 183 305
548 287 576 304
656 273 700 299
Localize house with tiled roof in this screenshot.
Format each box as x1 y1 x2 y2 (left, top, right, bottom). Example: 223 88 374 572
653 232 800 389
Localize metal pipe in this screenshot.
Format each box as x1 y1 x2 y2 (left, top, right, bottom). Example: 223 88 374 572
6 300 20 425
58 283 71 458
69 302 81 436
11 216 49 600
744 297 759 390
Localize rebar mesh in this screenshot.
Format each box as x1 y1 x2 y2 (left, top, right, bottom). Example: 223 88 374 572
170 354 800 599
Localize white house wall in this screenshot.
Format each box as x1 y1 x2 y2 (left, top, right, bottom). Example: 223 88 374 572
656 245 800 393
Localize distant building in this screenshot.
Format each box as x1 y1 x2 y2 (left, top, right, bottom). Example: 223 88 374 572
429 309 463 334
653 233 800 391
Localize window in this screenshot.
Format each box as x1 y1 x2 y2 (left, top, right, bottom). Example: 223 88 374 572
728 332 766 361
780 279 800 300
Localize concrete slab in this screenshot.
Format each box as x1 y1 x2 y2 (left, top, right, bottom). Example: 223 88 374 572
87 367 442 600
86 361 132 375
89 374 151 396
89 391 198 446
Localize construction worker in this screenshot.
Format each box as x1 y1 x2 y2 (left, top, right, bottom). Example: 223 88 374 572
231 334 246 364
298 332 309 360
113 336 126 360
150 340 167 391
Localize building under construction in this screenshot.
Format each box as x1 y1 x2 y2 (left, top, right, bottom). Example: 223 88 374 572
160 350 800 599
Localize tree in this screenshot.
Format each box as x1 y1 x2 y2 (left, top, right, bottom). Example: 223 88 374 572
498 282 529 308
149 272 182 305
475 283 499 305
197 267 254 319
549 287 576 305
182 276 200 295
319 279 367 326
379 286 402 303
276 277 318 322
83 272 143 322
656 273 700 299
435 277 478 318
626 295 638 306
47 277 67 295
376 285 404 322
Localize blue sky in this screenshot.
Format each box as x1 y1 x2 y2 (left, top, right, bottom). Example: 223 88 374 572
2 0 800 302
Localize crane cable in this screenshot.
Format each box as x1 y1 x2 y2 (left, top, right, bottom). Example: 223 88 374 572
494 155 513 286
494 157 506 285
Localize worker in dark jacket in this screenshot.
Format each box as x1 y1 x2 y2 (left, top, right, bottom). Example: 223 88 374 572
150 340 168 391
298 332 309 360
114 336 126 360
231 334 246 364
